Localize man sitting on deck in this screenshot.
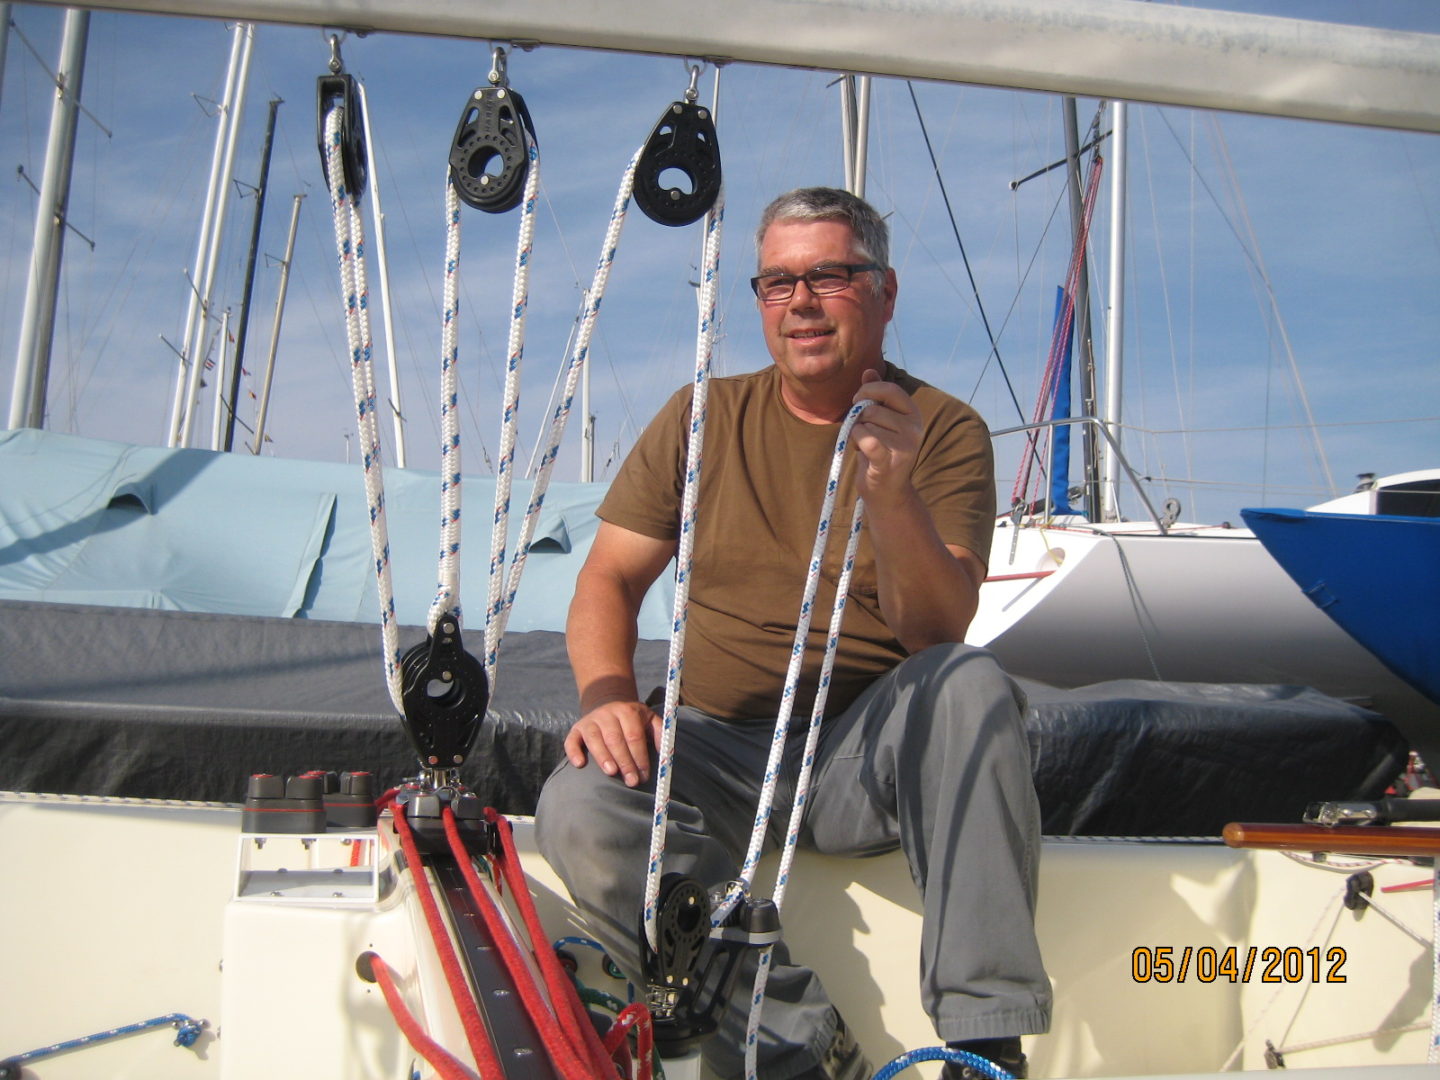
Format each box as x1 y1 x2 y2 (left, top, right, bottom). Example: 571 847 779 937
536 186 1050 1080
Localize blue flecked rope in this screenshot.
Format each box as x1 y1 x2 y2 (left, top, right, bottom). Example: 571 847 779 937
873 1046 1015 1080
1 1013 206 1073
490 147 642 661
641 192 726 953
737 401 871 1080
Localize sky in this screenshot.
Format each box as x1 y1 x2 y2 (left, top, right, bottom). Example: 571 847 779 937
1 0 1437 527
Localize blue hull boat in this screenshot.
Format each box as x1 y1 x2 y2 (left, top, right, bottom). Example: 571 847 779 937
1242 505 1440 707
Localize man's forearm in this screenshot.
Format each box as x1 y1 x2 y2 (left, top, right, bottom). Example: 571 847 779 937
867 486 981 651
567 569 644 713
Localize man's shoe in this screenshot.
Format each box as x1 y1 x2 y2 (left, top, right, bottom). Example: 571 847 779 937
793 1015 870 1080
941 1037 1027 1080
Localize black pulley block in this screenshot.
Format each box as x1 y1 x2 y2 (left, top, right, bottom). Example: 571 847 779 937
634 100 722 227
316 72 368 200
448 85 537 213
398 617 490 769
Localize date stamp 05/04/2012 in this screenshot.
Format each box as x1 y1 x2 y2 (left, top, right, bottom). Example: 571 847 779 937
1131 945 1348 984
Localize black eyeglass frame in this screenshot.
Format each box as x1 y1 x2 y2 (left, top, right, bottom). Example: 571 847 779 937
749 262 884 302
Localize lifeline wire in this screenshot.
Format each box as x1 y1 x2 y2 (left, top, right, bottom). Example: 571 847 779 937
642 192 726 953
324 104 404 714
740 402 871 1080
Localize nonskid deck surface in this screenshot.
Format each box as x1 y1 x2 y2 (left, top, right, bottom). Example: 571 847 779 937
1 792 1433 1079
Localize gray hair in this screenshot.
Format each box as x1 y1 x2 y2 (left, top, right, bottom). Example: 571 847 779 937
755 187 890 279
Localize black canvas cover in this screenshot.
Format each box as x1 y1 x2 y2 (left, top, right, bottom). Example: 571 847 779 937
0 600 1407 836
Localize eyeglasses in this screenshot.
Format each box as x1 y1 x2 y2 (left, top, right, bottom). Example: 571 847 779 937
750 262 883 303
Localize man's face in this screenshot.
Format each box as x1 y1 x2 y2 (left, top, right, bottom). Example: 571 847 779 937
756 218 897 393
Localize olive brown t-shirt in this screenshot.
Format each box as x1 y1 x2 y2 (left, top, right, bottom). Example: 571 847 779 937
599 362 994 723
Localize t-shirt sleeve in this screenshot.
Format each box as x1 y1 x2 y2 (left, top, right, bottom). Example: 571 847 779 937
596 386 692 541
913 392 996 569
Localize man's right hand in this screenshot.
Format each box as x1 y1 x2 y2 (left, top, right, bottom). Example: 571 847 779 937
564 700 665 788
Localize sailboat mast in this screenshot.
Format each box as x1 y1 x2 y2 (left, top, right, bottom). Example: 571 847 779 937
252 193 303 454
224 95 280 453
841 75 871 199
209 307 230 449
1062 96 1101 522
356 80 407 468
1100 99 1127 521
580 290 593 482
8 8 88 431
0 5 12 111
166 22 253 448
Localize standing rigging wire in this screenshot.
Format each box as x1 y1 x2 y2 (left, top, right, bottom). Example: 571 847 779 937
1009 147 1103 514
906 80 1026 426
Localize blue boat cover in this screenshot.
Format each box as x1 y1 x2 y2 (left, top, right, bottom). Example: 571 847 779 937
0 428 676 637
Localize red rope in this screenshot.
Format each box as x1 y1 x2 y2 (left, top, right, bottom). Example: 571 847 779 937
605 1003 655 1080
486 807 622 1076
440 807 607 1080
392 802 506 1080
371 790 653 1080
369 953 480 1080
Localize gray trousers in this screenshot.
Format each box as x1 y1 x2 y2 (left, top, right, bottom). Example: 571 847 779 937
535 644 1051 1079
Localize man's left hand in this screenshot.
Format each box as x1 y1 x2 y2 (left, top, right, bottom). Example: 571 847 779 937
851 368 922 506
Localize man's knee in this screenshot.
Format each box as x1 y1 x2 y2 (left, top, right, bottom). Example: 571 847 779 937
534 761 633 871
898 643 1025 721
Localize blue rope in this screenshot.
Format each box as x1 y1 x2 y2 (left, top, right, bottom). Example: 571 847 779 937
1 1013 206 1071
872 1046 1014 1080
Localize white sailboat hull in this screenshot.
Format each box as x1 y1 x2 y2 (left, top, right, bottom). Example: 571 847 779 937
3 792 1433 1079
972 519 1440 752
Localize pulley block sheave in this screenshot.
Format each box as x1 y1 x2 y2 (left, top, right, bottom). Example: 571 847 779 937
398 618 490 769
639 873 779 1055
448 86 537 213
634 100 722 227
316 72 368 200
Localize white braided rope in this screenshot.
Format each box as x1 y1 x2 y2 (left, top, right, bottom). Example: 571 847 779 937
641 194 725 953
494 147 642 646
745 465 867 1080
427 177 464 633
714 401 874 933
324 105 403 714
481 137 543 685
